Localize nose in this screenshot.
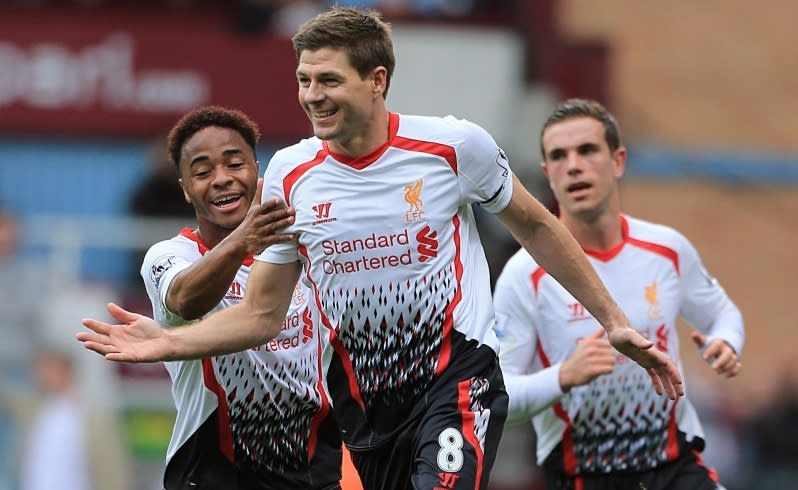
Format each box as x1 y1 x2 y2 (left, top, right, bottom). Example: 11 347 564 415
303 80 325 105
565 151 583 176
211 167 234 187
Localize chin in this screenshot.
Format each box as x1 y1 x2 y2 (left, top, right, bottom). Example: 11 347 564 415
313 128 336 141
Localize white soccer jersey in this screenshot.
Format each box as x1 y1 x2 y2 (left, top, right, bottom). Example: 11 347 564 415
141 228 333 476
256 113 513 448
493 215 744 475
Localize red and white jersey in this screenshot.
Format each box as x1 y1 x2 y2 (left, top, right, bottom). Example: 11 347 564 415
493 215 744 474
256 113 513 448
142 228 333 476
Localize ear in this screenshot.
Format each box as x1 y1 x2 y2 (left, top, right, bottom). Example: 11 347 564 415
178 178 191 204
372 66 388 97
613 146 627 179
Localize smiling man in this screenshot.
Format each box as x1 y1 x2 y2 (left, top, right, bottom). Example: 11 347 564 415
140 106 341 490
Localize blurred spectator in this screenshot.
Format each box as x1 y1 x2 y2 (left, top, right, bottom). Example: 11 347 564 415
16 347 132 490
0 204 41 372
128 139 194 221
0 204 39 489
745 369 798 489
19 349 92 490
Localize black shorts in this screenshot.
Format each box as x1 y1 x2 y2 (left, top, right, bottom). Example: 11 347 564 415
349 344 508 490
163 409 342 490
543 441 722 490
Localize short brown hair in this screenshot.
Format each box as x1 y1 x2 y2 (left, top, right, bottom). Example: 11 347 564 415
167 106 261 171
540 98 622 159
292 7 396 98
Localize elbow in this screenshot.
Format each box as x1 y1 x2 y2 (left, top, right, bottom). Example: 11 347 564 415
172 299 206 321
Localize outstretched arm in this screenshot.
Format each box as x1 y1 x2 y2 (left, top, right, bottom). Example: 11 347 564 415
496 176 684 399
167 179 296 319
78 260 301 362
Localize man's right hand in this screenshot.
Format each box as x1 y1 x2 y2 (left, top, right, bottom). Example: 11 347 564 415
559 328 616 391
232 177 296 255
76 303 173 363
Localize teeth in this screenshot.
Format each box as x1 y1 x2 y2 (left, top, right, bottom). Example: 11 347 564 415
214 196 238 205
315 110 336 117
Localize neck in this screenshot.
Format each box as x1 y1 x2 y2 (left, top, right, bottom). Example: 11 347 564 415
560 209 623 252
194 222 231 250
329 106 390 158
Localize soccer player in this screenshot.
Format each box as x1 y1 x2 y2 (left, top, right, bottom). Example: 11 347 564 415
140 106 341 489
77 8 683 490
493 98 744 489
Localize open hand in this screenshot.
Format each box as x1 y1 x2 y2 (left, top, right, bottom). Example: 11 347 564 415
608 327 684 399
76 303 172 363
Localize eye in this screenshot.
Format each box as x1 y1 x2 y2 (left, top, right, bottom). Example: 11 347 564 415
548 150 565 161
228 161 245 169
578 144 598 155
297 77 310 87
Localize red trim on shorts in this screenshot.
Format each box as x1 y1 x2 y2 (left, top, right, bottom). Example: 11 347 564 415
583 216 679 274
306 305 332 459
691 448 720 482
180 227 254 266
437 214 462 376
530 266 546 295
299 244 366 410
323 112 400 170
665 399 680 460
574 476 584 490
536 341 577 475
201 358 235 462
283 149 328 203
457 379 484 490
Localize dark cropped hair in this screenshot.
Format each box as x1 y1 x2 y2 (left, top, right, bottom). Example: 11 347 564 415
167 106 261 171
292 6 396 98
540 98 622 159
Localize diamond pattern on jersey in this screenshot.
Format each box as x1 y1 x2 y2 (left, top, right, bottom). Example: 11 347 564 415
213 352 321 475
566 371 675 473
323 267 455 413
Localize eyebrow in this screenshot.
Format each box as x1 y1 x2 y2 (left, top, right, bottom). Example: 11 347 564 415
296 69 342 79
189 148 245 167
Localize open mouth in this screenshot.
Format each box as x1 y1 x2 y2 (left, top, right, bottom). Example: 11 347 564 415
566 182 592 200
211 194 242 210
313 109 338 119
567 182 592 193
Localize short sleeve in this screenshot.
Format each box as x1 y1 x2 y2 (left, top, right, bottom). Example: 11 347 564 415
140 242 193 327
255 153 301 265
454 118 513 214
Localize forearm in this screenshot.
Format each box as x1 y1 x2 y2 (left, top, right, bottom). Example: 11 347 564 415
165 301 281 360
505 365 565 424
168 238 248 319
704 304 745 355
